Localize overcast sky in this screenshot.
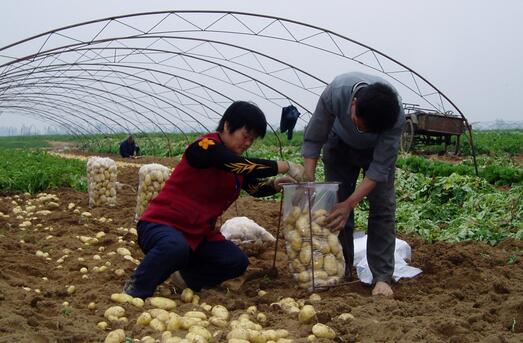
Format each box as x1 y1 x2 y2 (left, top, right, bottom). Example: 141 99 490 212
1 0 522 130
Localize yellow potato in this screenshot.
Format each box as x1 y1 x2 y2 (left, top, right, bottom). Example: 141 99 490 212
104 306 125 320
209 316 228 328
104 329 125 343
136 312 152 326
298 305 316 323
149 308 169 319
227 328 250 340
110 293 132 304
323 254 338 276
131 297 144 308
290 259 306 273
299 244 312 265
185 311 207 320
149 296 176 310
181 288 194 303
312 323 336 339
327 234 341 254
211 305 229 320
149 317 165 331
285 230 301 251
189 325 212 341
166 315 182 330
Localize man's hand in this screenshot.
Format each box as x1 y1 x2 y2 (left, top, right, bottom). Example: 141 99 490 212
326 200 355 231
286 161 305 182
273 176 297 192
302 171 315 182
303 157 317 182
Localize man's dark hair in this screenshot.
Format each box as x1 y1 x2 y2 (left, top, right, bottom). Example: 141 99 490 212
355 82 400 133
217 101 267 138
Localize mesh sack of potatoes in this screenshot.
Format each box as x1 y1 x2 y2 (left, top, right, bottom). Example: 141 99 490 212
220 216 276 256
87 157 117 207
281 182 346 290
135 163 171 220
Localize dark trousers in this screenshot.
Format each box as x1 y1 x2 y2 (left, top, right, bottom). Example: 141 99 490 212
129 221 249 298
322 133 396 284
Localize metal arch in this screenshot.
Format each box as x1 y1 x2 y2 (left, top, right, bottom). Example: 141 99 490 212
2 98 142 152
3 43 317 123
0 93 143 151
2 104 92 138
17 61 236 110
0 93 120 135
2 80 178 150
0 10 476 169
10 67 287 157
2 45 323 156
2 34 326 101
2 63 230 125
1 33 324 122
1 70 200 143
0 10 465 116
2 47 231 135
3 81 154 135
3 47 314 158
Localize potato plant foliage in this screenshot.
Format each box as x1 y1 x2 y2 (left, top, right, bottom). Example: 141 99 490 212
0 129 521 246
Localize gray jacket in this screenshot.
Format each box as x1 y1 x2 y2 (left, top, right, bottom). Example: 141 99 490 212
301 72 405 183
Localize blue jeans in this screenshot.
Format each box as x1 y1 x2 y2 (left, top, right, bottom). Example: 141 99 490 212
127 221 249 298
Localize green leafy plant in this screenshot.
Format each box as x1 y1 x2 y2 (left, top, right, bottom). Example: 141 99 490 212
62 307 73 317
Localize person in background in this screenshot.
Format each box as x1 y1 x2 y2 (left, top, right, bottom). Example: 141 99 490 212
301 71 405 297
124 101 305 299
119 135 140 158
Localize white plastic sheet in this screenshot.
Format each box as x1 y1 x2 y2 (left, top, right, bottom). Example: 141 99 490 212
220 216 276 256
220 216 275 242
353 231 422 284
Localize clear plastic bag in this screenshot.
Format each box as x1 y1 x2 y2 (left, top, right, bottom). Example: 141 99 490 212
87 157 117 207
135 163 171 220
282 182 345 289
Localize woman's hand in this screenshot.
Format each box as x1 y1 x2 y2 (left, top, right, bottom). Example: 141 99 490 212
286 161 305 182
273 175 297 192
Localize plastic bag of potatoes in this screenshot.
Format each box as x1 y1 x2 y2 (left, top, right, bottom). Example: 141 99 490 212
281 182 346 290
135 163 171 220
87 157 117 207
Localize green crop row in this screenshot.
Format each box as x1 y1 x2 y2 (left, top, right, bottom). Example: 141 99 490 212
0 149 87 194
0 145 520 245
461 129 523 156
1 129 520 156
396 155 523 186
354 170 523 245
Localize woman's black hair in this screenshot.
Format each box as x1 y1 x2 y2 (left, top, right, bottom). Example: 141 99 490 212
355 83 400 133
217 101 267 138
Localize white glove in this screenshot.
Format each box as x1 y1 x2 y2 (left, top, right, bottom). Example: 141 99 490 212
286 161 305 182
273 175 297 192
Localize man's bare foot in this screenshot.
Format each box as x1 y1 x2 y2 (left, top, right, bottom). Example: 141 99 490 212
372 281 393 297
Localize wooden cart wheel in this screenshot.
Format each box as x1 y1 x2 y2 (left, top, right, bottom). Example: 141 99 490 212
400 119 415 152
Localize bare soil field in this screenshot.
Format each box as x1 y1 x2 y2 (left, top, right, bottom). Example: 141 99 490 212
0 151 522 343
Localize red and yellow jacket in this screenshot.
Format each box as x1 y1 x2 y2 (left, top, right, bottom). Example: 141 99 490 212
140 132 278 250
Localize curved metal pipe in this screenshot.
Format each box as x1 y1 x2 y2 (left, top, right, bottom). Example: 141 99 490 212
0 10 476 167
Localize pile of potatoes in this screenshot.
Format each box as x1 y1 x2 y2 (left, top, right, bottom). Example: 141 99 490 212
283 206 346 289
102 290 341 342
135 163 171 219
87 157 117 207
